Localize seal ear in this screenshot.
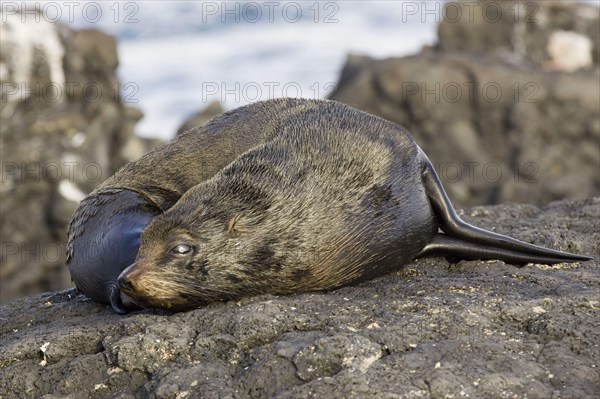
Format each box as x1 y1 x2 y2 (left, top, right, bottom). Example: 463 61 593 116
227 213 248 234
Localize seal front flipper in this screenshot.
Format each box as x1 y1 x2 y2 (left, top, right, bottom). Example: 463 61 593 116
106 283 142 314
67 190 160 312
109 284 129 314
418 150 592 264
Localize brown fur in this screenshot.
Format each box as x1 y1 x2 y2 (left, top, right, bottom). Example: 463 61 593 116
67 98 322 310
120 99 437 311
67 98 321 260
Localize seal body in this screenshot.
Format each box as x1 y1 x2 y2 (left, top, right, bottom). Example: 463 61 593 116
115 99 591 312
67 98 322 312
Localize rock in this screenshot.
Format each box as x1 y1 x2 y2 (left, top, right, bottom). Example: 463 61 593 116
0 198 598 398
176 100 224 136
437 0 599 70
0 10 163 304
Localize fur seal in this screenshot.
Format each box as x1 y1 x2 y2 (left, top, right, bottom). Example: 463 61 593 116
111 99 591 312
67 99 320 313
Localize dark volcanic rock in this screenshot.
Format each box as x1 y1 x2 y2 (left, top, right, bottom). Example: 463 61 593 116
1 199 598 399
0 12 163 304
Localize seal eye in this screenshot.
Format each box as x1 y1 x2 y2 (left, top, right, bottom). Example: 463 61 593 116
170 244 193 257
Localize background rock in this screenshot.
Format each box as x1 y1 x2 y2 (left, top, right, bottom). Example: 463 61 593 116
1 199 598 399
329 0 599 207
436 0 599 70
0 13 163 304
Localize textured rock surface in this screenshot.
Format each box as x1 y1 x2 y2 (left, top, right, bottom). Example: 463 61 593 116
0 13 162 304
1 198 598 399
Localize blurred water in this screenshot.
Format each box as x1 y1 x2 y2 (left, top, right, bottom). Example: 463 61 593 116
65 1 441 139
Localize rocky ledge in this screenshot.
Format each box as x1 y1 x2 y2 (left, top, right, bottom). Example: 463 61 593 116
1 198 598 399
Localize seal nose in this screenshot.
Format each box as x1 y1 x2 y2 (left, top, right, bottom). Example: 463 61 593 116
118 263 137 292
118 273 133 292
117 263 135 292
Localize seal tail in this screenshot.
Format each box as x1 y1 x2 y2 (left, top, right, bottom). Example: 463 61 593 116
418 151 592 264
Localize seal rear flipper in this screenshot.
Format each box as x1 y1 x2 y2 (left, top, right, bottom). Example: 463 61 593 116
416 234 589 265
419 151 592 264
